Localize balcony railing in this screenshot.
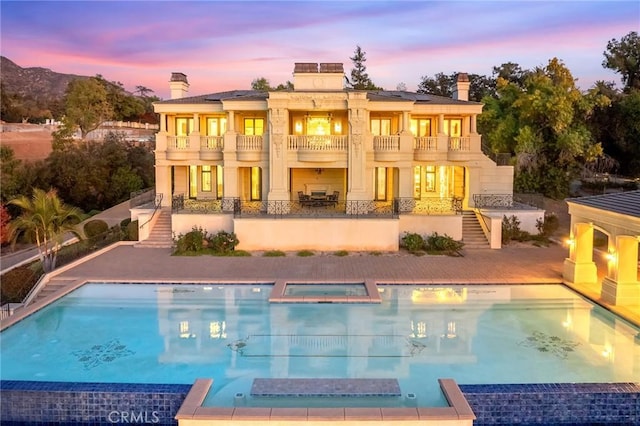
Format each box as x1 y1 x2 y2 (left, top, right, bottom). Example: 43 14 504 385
373 135 400 151
167 135 190 150
201 135 224 151
237 135 263 151
395 197 463 215
414 136 438 151
288 135 348 151
448 137 471 151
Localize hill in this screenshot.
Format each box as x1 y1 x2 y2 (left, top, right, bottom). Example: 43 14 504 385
0 56 87 105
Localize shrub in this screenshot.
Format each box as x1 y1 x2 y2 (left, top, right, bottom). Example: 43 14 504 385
125 220 139 241
263 250 286 257
208 231 239 254
297 250 315 257
0 266 38 303
83 219 109 239
174 226 208 252
425 232 464 256
120 218 131 228
333 250 349 257
502 215 522 244
401 232 425 253
536 213 559 237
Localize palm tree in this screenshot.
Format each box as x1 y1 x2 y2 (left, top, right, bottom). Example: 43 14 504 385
8 189 83 272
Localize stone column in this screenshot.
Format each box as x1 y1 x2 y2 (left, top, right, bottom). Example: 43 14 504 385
601 235 640 305
155 165 172 207
562 222 598 284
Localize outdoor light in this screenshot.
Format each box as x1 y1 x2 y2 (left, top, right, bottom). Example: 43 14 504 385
565 238 575 247
605 249 617 262
295 121 302 134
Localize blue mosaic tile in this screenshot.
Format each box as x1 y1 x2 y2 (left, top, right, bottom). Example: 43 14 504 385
459 382 640 425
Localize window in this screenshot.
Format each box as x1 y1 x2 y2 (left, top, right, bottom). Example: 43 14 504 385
413 165 436 199
207 117 227 136
244 118 264 136
176 117 194 136
201 166 212 192
375 167 387 200
443 119 462 137
307 116 330 136
371 118 391 136
216 166 224 199
410 118 431 137
251 167 261 200
189 165 198 199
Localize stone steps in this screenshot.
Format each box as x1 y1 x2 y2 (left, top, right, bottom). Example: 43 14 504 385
462 211 490 249
135 209 173 249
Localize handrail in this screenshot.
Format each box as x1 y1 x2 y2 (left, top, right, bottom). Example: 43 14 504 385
21 273 48 307
139 193 164 229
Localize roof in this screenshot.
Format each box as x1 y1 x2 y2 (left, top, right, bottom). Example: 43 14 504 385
566 190 640 218
156 89 481 106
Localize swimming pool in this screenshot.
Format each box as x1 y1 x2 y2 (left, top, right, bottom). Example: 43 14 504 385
1 282 638 411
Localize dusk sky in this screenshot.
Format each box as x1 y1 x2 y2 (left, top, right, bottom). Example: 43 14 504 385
2 1 638 99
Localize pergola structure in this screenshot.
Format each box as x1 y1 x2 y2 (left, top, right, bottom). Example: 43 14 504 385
563 190 640 305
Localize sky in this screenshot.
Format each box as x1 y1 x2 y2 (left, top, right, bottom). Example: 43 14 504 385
1 1 638 99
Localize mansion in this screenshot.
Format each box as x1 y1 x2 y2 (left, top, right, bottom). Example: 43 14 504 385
146 63 515 251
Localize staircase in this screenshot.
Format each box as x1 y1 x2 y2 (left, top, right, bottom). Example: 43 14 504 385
28 279 77 306
135 209 174 248
462 211 490 249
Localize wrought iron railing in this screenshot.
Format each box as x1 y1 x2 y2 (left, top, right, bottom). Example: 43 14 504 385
473 194 513 208
394 197 463 215
170 197 462 217
0 303 11 320
233 200 397 219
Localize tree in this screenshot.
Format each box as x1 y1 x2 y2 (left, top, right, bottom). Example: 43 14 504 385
348 45 381 90
602 31 640 92
135 85 154 97
251 77 272 91
479 58 610 198
0 204 11 246
417 72 495 101
7 188 82 272
63 77 113 138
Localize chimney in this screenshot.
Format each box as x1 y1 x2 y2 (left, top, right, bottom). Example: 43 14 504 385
293 62 344 90
170 72 189 99
452 73 470 101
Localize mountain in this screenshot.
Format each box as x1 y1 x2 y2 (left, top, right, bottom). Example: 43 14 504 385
1 56 88 103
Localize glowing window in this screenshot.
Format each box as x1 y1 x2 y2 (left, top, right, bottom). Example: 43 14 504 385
410 118 431 137
425 166 436 192
371 118 391 136
176 117 193 136
207 117 227 136
375 167 387 200
216 166 224 199
244 118 264 136
251 167 261 201
201 166 212 192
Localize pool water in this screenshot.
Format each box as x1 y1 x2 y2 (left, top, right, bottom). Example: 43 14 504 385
283 282 367 296
1 283 638 408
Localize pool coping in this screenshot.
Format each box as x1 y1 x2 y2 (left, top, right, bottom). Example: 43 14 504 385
175 377 474 423
269 279 382 303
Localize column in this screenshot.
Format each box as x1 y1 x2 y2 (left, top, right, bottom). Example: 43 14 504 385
155 166 172 208
562 222 598 284
160 113 167 132
601 235 640 305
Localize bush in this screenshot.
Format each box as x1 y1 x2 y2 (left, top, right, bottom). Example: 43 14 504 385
263 250 286 257
125 220 138 241
120 218 131 228
175 226 208 252
297 250 315 257
333 250 349 257
425 232 464 256
502 215 522 244
536 213 559 237
208 231 239 254
401 232 425 253
0 266 38 304
83 219 109 239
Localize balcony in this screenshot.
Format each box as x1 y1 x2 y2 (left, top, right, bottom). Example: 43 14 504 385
413 136 442 161
166 136 196 160
200 136 223 160
288 135 348 162
447 137 472 161
373 136 401 161
236 135 263 161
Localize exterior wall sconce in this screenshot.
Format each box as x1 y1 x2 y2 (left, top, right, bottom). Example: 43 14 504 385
334 121 342 133
315 168 323 175
564 238 575 247
295 121 302 134
605 249 617 262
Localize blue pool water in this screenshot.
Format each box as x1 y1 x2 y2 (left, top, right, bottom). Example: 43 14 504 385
1 283 638 408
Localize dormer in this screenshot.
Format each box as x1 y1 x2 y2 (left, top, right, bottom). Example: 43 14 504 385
293 62 345 91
